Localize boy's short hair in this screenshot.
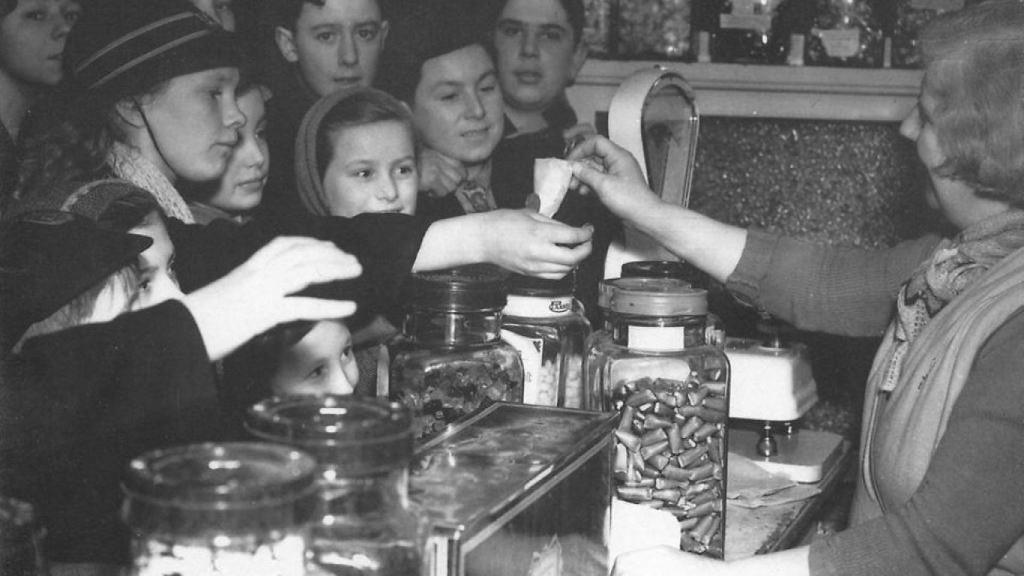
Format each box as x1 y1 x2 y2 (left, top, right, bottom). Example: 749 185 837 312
375 0 489 105
272 0 321 30
484 0 585 45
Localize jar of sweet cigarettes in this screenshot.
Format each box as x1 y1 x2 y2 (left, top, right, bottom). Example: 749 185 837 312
246 396 427 576
501 273 591 408
121 442 319 576
620 260 726 349
380 265 524 440
585 278 729 557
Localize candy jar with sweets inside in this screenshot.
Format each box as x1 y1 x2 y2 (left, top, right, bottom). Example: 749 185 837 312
697 0 792 64
585 278 730 557
805 0 884 67
380 265 524 440
121 442 319 576
501 273 591 408
891 0 964 68
247 396 428 576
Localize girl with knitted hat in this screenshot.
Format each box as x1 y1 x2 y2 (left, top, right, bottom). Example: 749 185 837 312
572 2 1024 575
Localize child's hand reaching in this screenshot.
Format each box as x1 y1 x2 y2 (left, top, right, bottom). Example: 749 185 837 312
477 210 593 279
184 237 363 361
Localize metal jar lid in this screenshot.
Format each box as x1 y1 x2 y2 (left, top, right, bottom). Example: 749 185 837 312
123 442 318 509
406 265 507 312
505 271 573 297
246 396 413 475
620 260 692 282
598 277 707 316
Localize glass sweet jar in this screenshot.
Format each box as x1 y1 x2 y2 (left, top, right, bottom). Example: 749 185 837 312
0 496 47 576
121 442 319 576
585 278 729 557
500 273 591 408
620 260 725 349
379 266 524 440
247 396 427 576
804 0 884 68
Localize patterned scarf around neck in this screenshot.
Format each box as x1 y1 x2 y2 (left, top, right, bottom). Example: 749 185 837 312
108 142 195 224
880 210 1024 392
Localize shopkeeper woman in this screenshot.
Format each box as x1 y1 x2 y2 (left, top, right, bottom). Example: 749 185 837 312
571 1 1024 574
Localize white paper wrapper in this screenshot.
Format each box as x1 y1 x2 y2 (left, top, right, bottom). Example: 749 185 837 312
533 158 573 217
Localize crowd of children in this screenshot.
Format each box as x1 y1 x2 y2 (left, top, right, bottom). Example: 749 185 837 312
0 0 598 572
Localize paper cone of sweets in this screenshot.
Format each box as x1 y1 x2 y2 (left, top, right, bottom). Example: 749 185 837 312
530 158 573 218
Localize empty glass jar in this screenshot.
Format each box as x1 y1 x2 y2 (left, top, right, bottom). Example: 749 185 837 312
247 396 426 576
585 278 730 557
380 266 524 440
500 274 591 408
121 442 319 576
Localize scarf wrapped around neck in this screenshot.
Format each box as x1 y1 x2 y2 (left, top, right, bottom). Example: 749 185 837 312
853 211 1024 538
108 142 195 224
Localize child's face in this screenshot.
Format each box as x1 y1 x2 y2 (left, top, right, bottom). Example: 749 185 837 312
275 0 387 97
322 120 417 217
493 0 586 114
412 44 504 167
270 320 358 397
190 0 236 31
88 211 182 324
209 88 268 215
132 67 244 183
0 0 81 88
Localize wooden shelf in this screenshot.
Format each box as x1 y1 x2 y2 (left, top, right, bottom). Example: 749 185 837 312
566 59 923 123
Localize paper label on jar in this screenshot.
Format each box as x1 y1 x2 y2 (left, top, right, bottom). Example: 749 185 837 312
502 329 554 405
909 0 963 11
627 326 687 352
812 28 861 58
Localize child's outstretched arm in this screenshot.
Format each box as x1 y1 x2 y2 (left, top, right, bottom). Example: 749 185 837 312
413 209 593 279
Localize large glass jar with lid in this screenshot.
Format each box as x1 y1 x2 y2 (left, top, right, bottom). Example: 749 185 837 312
121 442 319 576
500 273 591 409
620 260 726 349
246 396 426 576
585 278 729 558
380 266 524 440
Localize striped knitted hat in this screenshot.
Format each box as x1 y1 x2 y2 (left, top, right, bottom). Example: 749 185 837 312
66 0 242 99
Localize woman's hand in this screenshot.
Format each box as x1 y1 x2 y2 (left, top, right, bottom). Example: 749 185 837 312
418 148 467 198
566 136 663 228
184 237 362 361
415 209 593 279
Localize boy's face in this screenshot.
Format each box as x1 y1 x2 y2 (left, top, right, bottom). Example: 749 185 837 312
190 0 236 31
210 88 269 215
88 211 182 324
0 0 81 88
412 44 504 167
493 0 586 114
323 120 418 217
270 320 358 397
275 0 387 97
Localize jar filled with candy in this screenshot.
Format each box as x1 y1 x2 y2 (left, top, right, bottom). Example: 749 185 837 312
585 278 729 557
500 273 591 408
380 266 524 440
121 442 319 576
805 0 884 67
616 0 694 59
247 396 427 576
891 0 964 68
698 0 791 63
0 497 46 576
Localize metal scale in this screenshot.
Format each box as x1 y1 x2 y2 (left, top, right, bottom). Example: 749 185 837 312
605 67 844 483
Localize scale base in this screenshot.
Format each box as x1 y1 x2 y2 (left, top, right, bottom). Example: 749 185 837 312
729 426 845 483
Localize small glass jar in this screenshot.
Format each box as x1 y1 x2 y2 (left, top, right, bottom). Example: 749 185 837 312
500 274 591 409
891 0 964 68
701 0 790 64
247 396 426 576
585 278 729 558
620 261 726 349
616 0 693 59
379 266 524 440
121 442 319 576
0 497 47 576
805 0 884 68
